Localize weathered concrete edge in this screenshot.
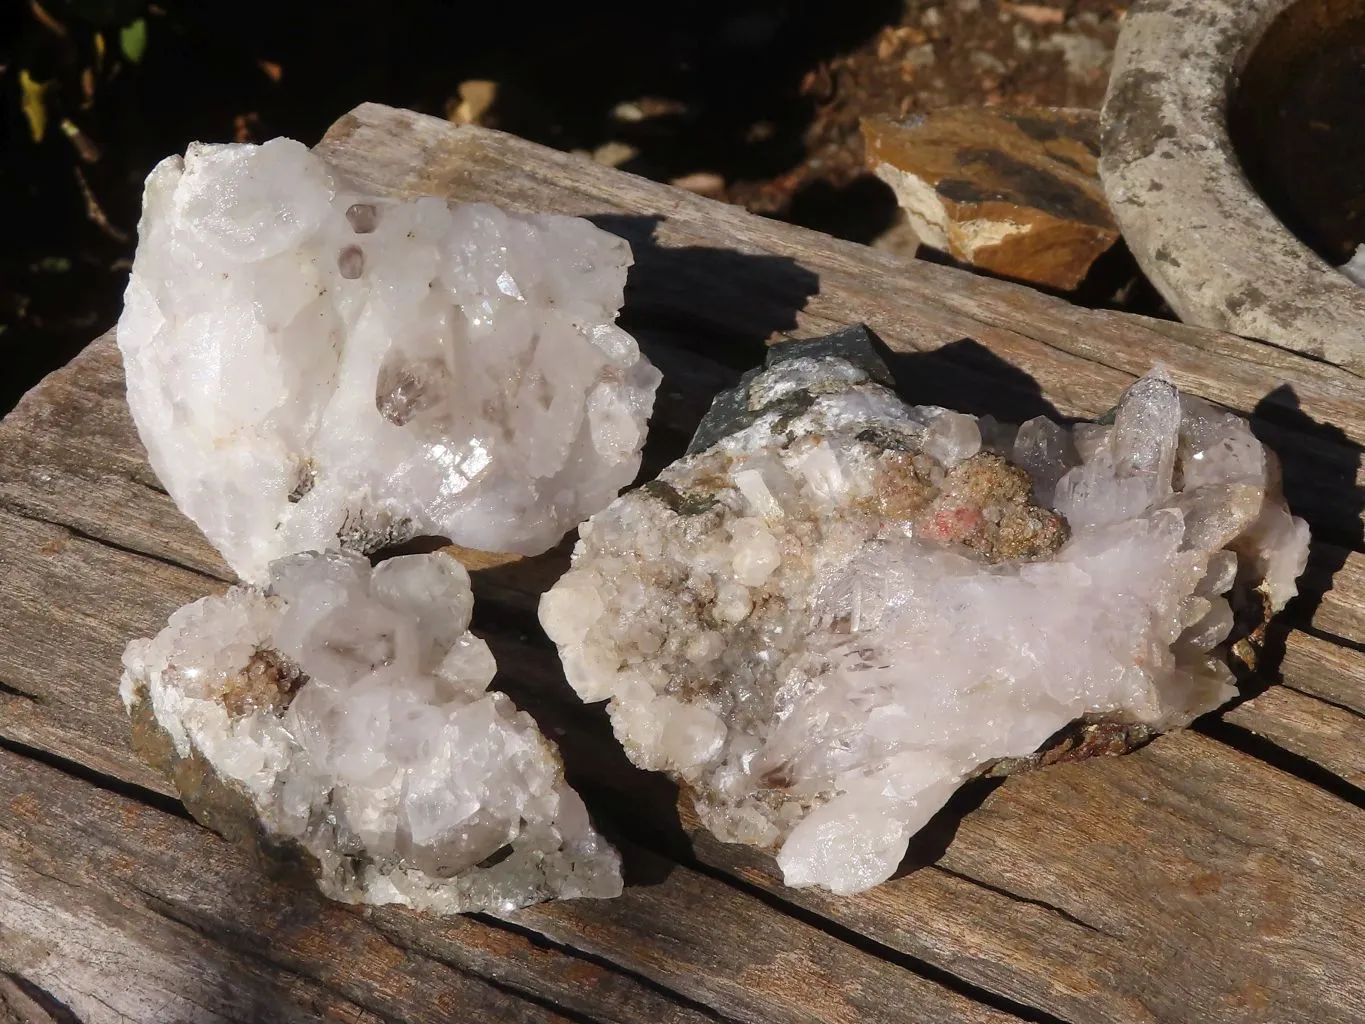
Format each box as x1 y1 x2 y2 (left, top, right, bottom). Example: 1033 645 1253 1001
1099 0 1365 375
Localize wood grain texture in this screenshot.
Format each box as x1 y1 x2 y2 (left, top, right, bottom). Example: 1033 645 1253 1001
1224 685 1365 788
0 746 600 1024
2 101 1364 1024
0 509 1015 1024
1278 630 1365 716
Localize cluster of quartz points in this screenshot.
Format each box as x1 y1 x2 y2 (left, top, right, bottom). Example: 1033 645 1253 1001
117 138 646 912
1343 244 1365 289
540 339 1310 895
121 549 623 913
117 138 1309 909
117 137 660 585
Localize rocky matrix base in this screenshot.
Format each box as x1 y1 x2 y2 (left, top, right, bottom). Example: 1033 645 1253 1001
117 138 661 583
540 328 1310 896
122 549 623 914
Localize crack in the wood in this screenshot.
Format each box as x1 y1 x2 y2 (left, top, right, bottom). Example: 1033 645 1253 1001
1295 623 1365 657
369 917 653 1024
2 502 231 584
683 855 1072 1024
1198 718 1365 811
0 736 189 822
585 800 1071 1024
126 879 602 1024
472 912 739 1024
930 866 1117 939
0 679 40 704
1275 681 1365 722
1 972 85 1024
130 473 169 497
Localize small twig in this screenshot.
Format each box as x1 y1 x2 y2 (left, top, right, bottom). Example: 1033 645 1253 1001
73 166 130 243
61 118 101 162
29 0 67 38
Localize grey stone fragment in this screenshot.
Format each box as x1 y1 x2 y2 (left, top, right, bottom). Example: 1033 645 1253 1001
687 326 893 454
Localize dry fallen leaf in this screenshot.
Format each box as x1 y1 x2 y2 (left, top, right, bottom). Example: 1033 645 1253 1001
234 112 261 143
670 171 726 197
449 79 497 125
19 70 50 143
29 0 67 38
591 141 638 167
1001 2 1067 25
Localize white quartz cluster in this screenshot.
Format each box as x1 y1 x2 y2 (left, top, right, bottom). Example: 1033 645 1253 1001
540 346 1310 895
1342 244 1365 289
117 138 660 583
121 549 623 913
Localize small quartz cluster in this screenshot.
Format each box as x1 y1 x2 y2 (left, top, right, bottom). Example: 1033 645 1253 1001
540 330 1310 895
122 549 622 913
117 138 660 583
1343 244 1365 289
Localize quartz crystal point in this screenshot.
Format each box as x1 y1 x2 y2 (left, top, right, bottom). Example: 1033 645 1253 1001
117 138 661 583
121 549 623 913
539 328 1310 895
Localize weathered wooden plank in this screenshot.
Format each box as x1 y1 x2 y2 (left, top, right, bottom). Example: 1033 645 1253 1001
472 634 1365 1024
4 345 1364 1022
0 975 65 1024
5 493 1365 1024
0 506 210 794
674 728 1365 1024
0 340 233 583
500 842 1018 1024
0 517 1023 1024
1224 686 1365 789
1296 544 1365 643
1279 629 1365 716
1 750 568 1024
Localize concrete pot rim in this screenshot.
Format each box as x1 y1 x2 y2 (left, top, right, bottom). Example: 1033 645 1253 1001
1100 0 1365 376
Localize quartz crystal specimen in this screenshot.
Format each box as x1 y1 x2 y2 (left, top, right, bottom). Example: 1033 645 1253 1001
122 549 623 913
1343 244 1365 289
539 328 1310 895
117 138 661 583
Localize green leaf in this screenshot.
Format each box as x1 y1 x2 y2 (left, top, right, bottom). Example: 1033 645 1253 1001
119 17 147 64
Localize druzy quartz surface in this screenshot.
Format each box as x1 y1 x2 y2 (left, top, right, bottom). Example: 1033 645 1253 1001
122 549 623 913
117 138 660 583
540 329 1310 895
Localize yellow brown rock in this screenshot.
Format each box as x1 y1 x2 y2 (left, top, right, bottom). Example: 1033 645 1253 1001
862 107 1119 290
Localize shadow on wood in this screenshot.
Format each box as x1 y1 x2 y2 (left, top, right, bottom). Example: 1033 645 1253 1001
590 213 821 369
1241 385 1365 702
877 334 1067 426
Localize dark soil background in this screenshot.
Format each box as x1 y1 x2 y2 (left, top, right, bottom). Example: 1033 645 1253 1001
3 0 1128 414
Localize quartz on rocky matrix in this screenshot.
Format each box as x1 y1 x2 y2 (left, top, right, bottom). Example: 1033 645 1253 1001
539 328 1310 896
117 138 661 583
121 549 622 913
